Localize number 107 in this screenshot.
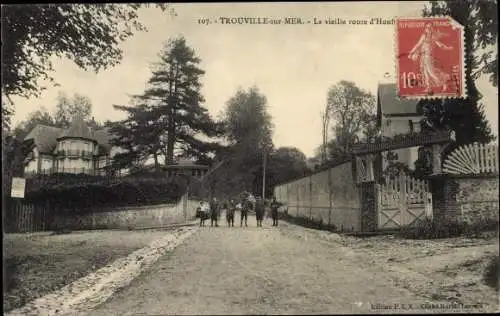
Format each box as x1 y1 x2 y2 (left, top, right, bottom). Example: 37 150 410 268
401 72 424 88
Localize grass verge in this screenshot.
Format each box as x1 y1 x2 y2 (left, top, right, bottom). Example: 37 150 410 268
2 230 169 312
483 255 500 291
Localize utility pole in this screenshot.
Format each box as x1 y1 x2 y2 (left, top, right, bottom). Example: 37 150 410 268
262 151 267 199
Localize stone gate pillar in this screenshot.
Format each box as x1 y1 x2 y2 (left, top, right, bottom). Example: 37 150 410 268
359 181 377 232
356 154 377 232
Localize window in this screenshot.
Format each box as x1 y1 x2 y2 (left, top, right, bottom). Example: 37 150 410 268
413 121 421 133
408 120 414 133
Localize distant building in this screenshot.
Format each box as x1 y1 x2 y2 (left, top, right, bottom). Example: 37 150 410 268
377 83 423 170
140 159 210 178
164 159 209 177
23 116 122 177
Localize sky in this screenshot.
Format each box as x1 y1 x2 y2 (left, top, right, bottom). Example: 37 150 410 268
10 2 499 158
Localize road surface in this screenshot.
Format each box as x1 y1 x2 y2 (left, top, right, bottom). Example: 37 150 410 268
88 212 450 315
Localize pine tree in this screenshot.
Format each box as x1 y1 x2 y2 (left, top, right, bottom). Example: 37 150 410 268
140 36 222 164
108 103 163 170
110 36 222 168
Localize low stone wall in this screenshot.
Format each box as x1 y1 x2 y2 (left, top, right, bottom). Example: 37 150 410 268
431 174 499 225
51 195 201 231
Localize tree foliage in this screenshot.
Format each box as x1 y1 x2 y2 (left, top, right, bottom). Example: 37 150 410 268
1 3 173 100
12 106 55 140
268 147 309 184
223 86 274 153
109 36 223 168
322 80 377 159
12 92 100 141
53 91 93 127
418 1 495 149
424 0 497 87
108 103 163 169
253 147 310 197
197 86 276 198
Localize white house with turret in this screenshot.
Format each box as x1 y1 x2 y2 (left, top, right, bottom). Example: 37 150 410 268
23 116 122 176
23 115 210 178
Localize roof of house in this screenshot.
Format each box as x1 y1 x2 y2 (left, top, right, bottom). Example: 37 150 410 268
24 125 64 154
24 120 113 154
93 128 112 152
377 83 422 116
165 159 209 169
58 115 94 140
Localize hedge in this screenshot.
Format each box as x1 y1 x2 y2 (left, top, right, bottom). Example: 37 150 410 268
23 176 188 214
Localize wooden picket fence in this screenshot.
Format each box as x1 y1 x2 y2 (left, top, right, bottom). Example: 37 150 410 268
443 142 499 175
5 200 49 233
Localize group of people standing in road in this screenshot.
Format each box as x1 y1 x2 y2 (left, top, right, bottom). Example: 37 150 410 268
196 195 283 228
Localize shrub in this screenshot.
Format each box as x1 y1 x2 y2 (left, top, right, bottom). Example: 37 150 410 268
399 217 499 240
278 212 336 231
483 256 499 291
399 218 467 239
464 217 499 237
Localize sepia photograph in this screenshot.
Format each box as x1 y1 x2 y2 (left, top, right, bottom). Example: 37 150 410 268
2 1 499 315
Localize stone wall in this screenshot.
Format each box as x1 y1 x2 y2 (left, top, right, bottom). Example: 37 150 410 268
274 161 361 232
431 175 499 225
49 195 201 231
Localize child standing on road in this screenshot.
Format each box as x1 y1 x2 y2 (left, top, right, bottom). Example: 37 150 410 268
270 196 283 227
226 200 235 227
198 201 208 227
240 199 249 227
255 197 265 227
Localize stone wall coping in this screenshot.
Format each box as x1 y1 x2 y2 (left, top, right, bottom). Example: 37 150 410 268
103 202 177 212
426 173 499 180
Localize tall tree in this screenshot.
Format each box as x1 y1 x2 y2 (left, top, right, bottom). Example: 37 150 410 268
224 86 274 153
111 36 222 167
325 80 376 155
418 1 495 148
360 113 380 143
219 86 275 196
109 103 165 169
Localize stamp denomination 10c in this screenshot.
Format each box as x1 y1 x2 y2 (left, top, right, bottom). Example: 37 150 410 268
396 17 465 100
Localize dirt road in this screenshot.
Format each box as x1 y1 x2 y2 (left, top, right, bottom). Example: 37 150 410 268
87 214 494 315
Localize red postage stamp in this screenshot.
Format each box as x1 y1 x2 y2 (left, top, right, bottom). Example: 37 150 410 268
396 17 465 99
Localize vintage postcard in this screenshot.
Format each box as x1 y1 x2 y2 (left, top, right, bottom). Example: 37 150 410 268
2 2 498 316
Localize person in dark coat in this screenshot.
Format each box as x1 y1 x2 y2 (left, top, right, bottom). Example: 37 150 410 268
226 199 236 227
240 198 249 227
269 196 283 227
255 197 265 227
209 197 219 227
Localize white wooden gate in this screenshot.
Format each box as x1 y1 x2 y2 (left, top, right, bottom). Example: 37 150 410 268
377 173 433 229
